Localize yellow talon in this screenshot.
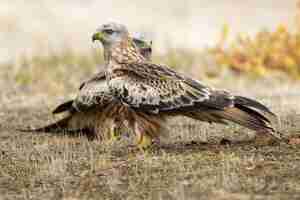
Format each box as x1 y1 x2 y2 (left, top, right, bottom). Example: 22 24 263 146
137 134 153 149
108 124 121 141
109 127 123 141
110 131 118 140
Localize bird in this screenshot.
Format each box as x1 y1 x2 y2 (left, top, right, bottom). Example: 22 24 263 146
20 34 153 140
91 22 282 149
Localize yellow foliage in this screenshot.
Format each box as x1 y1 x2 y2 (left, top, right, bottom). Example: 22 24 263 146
210 15 300 79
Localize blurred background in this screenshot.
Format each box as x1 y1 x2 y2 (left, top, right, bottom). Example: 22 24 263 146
1 0 300 96
0 0 296 61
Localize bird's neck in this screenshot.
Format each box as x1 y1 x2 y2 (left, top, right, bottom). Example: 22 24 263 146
104 38 145 65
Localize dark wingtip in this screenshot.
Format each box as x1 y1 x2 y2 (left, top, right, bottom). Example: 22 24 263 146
79 82 86 90
16 128 34 132
52 100 74 114
16 127 46 132
235 96 276 117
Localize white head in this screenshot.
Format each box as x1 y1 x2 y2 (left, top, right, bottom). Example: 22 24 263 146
92 22 152 60
92 22 129 48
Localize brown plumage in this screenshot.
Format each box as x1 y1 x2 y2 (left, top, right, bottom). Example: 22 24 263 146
92 22 281 148
20 35 153 140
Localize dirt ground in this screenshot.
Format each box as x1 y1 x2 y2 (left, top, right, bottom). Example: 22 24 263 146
1 60 300 200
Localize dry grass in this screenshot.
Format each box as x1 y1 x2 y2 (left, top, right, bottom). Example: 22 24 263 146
1 49 300 200
1 1 299 199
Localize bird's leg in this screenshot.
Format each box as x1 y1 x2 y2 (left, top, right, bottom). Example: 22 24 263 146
109 119 123 141
134 123 153 149
109 123 118 141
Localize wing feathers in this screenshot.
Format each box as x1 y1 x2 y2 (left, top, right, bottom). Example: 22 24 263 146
235 96 275 116
214 107 273 132
52 100 74 114
110 65 211 113
109 61 278 138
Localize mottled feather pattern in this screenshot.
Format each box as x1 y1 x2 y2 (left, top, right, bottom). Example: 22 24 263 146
100 22 281 142
107 62 240 114
73 76 114 112
109 38 146 64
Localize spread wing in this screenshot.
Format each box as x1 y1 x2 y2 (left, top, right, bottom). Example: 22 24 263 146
109 62 235 114
73 71 114 111
53 71 114 114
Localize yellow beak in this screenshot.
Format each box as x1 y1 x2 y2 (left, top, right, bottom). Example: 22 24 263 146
92 32 103 42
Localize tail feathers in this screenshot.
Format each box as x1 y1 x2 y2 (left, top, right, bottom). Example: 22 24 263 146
52 100 74 114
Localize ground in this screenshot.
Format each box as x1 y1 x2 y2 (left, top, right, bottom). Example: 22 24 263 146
1 53 300 200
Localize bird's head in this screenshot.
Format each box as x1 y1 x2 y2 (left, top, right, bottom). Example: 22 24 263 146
132 35 152 61
92 22 129 48
92 22 148 62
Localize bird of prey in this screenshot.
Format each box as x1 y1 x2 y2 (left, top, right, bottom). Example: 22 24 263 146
21 35 153 140
91 22 282 148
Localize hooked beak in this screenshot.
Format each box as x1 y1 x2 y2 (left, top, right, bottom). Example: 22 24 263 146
92 32 103 42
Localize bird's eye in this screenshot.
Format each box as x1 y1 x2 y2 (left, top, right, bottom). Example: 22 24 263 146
104 29 114 34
